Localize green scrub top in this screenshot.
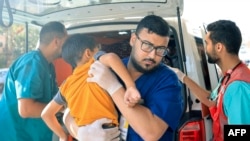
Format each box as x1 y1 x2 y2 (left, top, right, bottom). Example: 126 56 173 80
223 81 250 124
210 80 250 124
0 50 58 141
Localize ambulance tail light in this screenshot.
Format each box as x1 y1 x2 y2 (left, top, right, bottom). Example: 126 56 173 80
178 120 205 141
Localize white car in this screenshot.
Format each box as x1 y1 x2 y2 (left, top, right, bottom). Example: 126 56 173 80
2 0 216 140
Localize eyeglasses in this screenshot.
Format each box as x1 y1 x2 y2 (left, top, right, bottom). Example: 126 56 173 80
135 33 168 57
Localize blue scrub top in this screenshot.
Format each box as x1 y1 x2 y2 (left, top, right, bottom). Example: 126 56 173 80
0 50 58 141
122 58 183 141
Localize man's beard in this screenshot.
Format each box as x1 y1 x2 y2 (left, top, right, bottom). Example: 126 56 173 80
206 52 219 64
130 55 158 73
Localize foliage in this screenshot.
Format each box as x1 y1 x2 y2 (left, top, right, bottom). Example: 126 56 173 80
0 23 39 68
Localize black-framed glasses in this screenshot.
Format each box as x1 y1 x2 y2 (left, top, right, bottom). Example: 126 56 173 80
135 33 168 57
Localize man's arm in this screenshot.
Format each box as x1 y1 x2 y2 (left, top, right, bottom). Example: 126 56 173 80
112 87 168 140
16 59 58 118
183 76 216 107
169 67 216 107
18 99 47 118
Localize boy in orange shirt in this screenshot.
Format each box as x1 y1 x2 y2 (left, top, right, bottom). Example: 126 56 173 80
41 33 140 141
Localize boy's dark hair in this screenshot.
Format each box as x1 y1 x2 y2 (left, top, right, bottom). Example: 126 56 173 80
40 21 66 45
207 20 242 55
135 15 170 37
62 33 98 68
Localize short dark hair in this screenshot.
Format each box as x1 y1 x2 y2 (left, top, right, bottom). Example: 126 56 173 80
135 15 170 37
40 21 66 45
62 33 98 68
207 20 242 55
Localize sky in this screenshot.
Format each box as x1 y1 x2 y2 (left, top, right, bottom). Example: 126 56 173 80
183 0 250 62
183 0 250 38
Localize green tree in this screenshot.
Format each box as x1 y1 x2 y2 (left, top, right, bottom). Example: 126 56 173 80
0 23 39 68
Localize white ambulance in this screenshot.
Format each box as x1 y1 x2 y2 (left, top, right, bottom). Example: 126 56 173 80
1 0 217 140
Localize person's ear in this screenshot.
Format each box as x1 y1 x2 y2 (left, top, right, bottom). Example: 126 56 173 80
54 37 63 49
215 42 224 52
79 49 91 64
129 33 137 47
84 49 93 59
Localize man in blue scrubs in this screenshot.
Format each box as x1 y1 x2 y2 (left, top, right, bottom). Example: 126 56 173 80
87 15 184 141
0 21 67 141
